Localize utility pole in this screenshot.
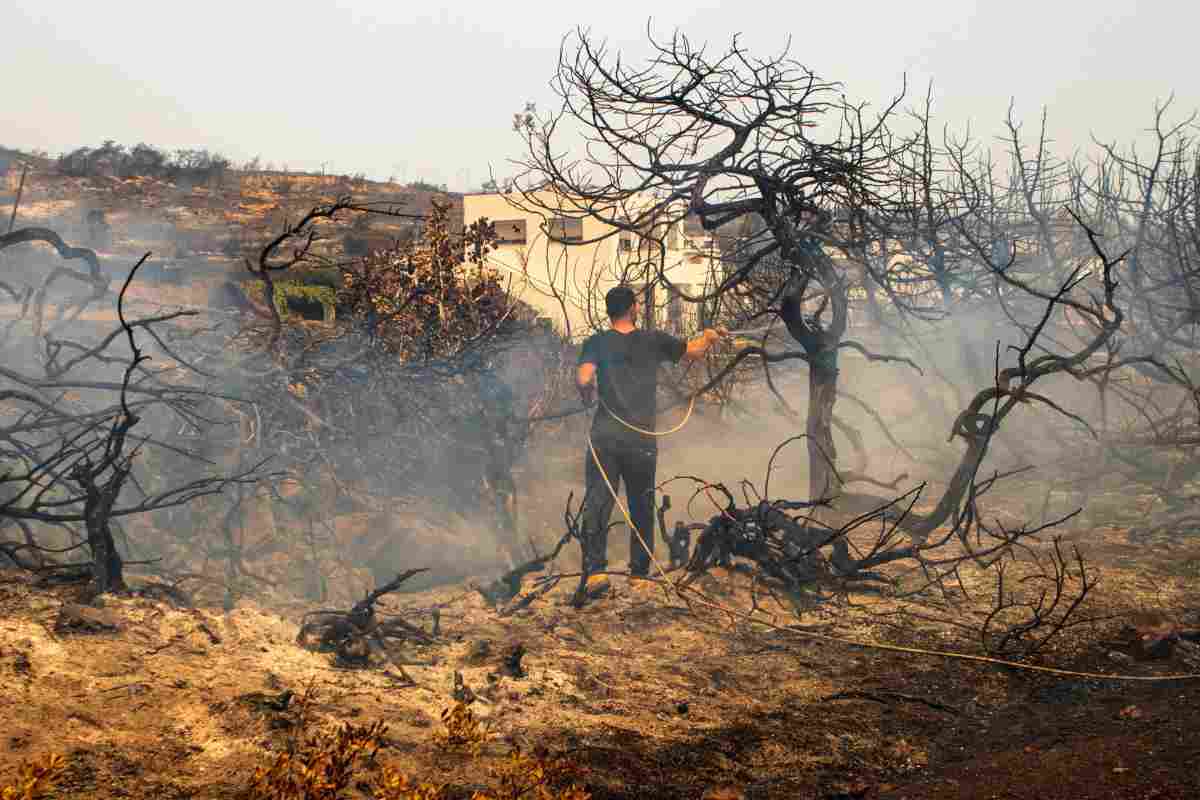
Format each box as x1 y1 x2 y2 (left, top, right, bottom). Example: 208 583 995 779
7 163 28 233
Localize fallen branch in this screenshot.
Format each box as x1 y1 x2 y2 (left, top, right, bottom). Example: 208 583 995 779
821 690 959 714
296 569 432 667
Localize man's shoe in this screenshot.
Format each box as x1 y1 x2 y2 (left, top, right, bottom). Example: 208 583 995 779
585 574 611 598
569 574 611 608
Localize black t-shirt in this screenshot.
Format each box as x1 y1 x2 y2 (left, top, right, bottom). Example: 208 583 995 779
578 329 687 445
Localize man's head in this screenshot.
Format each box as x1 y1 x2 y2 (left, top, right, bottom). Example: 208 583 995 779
605 285 638 323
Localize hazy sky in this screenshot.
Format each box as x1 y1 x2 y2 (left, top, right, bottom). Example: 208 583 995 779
3 1 1195 190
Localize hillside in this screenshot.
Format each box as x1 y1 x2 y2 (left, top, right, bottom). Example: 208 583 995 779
1 150 460 307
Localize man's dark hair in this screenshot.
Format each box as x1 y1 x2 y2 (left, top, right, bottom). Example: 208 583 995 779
605 285 637 319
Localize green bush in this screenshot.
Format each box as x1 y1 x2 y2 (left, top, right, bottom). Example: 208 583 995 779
240 279 337 322
297 268 342 290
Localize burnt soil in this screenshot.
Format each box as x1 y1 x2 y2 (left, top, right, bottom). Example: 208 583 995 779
2 522 1198 800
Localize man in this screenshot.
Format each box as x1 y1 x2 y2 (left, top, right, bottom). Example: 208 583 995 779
575 285 724 597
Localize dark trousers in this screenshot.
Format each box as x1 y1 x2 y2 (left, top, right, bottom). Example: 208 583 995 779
581 438 658 576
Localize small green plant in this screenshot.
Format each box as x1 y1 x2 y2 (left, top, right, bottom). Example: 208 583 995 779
240 279 337 321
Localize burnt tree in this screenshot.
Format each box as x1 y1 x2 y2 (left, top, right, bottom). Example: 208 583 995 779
0 229 263 594
511 27 921 504
511 26 1172 556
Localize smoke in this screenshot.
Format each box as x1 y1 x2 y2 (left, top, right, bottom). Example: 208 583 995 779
4 154 1193 611
0 246 1173 603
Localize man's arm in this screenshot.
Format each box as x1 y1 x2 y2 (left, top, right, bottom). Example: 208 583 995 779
576 334 600 406
682 327 727 361
576 361 597 406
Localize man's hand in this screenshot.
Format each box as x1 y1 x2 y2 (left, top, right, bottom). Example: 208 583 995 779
685 327 729 360
576 362 597 407
704 326 729 344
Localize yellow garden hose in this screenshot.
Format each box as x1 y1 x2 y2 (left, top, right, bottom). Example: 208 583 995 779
584 396 1200 682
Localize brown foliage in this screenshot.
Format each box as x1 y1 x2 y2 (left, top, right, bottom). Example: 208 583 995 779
435 702 488 755
0 754 65 800
243 692 588 800
247 719 390 800
337 201 533 360
468 748 590 800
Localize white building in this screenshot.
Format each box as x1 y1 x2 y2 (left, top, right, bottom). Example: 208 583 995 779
462 190 722 340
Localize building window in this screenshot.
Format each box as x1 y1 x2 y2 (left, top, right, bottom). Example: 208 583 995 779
546 217 583 243
618 231 634 253
494 219 527 245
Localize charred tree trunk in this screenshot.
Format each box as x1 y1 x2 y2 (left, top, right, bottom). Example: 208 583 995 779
779 240 850 505
72 414 138 595
480 371 525 566
806 359 842 501
79 463 130 594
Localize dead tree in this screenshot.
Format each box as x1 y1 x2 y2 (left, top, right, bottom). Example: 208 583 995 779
511 26 941 504
528 34 1200 569
640 224 1127 660
533 191 1136 647
0 230 264 594
1065 99 1200 535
